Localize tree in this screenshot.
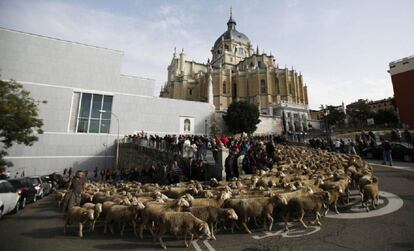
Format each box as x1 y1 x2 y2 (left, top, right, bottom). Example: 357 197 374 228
0 79 45 171
373 109 398 125
223 101 261 134
347 99 373 127
322 105 346 126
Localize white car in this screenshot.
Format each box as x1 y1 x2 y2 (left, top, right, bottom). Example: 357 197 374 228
0 180 21 219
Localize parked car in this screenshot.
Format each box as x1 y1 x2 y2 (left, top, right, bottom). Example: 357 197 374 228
362 143 414 162
0 180 20 219
40 175 53 195
29 176 44 199
8 178 37 208
49 173 66 189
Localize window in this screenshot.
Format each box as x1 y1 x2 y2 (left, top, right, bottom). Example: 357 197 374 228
74 92 113 134
260 79 267 93
188 89 193 96
184 119 191 132
223 81 227 94
225 45 229 51
258 61 262 68
217 50 221 55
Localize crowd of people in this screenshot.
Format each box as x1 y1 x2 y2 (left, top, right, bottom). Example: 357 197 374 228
60 129 412 188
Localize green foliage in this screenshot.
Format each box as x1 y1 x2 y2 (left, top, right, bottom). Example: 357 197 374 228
322 105 346 126
223 101 261 134
373 109 398 125
0 79 45 170
347 99 373 126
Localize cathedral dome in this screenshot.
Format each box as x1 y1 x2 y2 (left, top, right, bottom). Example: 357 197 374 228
213 12 251 49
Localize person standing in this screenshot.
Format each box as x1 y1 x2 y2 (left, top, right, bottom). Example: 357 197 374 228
62 170 86 212
334 139 341 153
348 139 357 155
93 166 98 180
170 160 182 184
381 138 393 166
224 150 237 181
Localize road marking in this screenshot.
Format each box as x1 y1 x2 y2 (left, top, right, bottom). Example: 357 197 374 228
203 240 215 251
192 240 203 251
252 225 321 240
326 191 403 219
192 239 216 251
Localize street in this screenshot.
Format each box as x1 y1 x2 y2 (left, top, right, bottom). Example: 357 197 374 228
0 163 413 251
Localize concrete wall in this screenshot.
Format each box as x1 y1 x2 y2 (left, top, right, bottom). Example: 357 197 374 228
0 27 211 176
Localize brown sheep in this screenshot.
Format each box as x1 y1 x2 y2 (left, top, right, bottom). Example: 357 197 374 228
186 206 238 240
281 193 328 231
82 202 103 231
64 206 95 238
138 197 190 239
104 202 145 236
362 177 379 211
157 212 211 249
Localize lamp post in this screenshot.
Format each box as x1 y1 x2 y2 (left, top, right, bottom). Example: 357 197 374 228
99 110 120 171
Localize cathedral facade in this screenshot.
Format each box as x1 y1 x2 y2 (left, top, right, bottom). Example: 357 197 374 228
160 12 310 132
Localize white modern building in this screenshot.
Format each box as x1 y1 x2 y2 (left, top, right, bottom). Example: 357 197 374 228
0 27 211 175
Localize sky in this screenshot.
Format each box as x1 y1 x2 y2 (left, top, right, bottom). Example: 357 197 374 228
0 0 413 109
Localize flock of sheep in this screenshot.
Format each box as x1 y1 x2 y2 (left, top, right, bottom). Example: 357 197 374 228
57 145 380 249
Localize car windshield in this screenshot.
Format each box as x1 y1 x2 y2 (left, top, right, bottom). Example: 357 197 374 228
30 178 40 185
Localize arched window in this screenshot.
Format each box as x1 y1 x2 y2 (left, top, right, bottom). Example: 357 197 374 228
217 50 221 54
223 81 227 94
260 79 267 94
188 89 193 96
184 119 191 132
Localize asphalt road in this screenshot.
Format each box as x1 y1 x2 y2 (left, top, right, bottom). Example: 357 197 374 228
0 163 413 251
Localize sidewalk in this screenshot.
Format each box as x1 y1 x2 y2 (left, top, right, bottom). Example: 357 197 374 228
367 159 414 172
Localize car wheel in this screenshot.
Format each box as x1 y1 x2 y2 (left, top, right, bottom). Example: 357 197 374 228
12 201 20 214
20 197 27 209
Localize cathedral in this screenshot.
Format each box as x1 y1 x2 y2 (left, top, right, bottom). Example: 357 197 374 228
160 11 310 132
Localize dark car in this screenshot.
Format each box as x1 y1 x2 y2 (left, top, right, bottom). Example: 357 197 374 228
8 178 37 208
362 143 414 162
48 173 66 189
40 175 53 195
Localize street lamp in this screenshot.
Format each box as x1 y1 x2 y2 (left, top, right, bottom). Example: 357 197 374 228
99 110 120 171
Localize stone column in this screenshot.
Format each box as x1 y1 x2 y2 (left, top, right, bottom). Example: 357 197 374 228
217 147 229 181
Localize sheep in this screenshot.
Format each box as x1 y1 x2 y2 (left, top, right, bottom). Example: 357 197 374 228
162 187 198 199
186 206 238 240
55 191 66 208
64 206 95 238
138 197 190 239
222 196 281 234
281 193 328 231
80 193 94 205
157 212 211 249
104 202 145 236
361 177 379 211
321 189 341 215
187 191 232 208
82 202 103 231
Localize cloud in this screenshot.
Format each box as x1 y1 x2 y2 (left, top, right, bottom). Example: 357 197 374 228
307 75 394 109
0 0 211 95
